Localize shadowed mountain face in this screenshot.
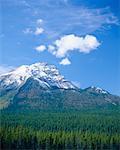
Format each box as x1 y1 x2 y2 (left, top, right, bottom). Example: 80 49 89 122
0 62 120 110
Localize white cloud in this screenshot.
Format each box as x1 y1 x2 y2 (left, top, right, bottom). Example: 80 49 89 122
51 34 100 58
12 1 119 38
23 19 44 36
35 45 46 52
0 65 15 75
32 5 118 38
48 45 56 55
23 27 44 35
59 58 71 65
34 27 44 35
35 34 100 65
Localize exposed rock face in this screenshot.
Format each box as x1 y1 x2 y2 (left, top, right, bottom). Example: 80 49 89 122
0 62 120 110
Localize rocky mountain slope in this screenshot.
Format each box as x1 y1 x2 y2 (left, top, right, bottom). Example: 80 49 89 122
0 62 120 110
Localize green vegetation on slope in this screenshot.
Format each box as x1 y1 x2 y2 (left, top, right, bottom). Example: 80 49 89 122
0 109 120 149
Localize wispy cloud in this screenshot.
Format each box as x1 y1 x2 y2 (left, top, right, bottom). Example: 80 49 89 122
16 0 119 39
1 0 31 8
23 28 33 34
36 19 43 25
19 0 118 66
5 0 119 66
23 27 44 35
31 4 118 38
23 18 44 35
0 65 15 75
34 27 44 35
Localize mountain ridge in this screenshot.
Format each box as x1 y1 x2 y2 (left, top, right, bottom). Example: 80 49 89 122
0 62 76 90
0 62 120 110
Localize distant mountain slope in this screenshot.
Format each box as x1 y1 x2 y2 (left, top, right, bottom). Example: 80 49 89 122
0 62 120 110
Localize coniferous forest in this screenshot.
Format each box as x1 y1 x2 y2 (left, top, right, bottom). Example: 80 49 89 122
1 0 120 149
0 108 120 150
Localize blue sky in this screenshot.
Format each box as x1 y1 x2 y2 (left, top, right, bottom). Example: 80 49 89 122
0 0 120 95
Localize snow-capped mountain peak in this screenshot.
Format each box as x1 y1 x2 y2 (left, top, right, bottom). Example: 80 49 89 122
0 62 76 90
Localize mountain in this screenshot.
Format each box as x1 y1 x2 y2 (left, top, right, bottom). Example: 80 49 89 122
0 62 76 109
0 62 76 90
0 62 120 110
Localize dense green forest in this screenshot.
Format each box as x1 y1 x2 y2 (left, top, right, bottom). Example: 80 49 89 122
0 109 120 149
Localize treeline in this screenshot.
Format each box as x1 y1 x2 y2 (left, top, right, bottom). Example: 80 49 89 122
1 126 120 150
1 110 120 133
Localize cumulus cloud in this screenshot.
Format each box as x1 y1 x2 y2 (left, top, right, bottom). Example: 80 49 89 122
48 45 56 54
34 27 44 35
35 45 46 52
50 34 100 58
35 34 100 65
59 58 71 65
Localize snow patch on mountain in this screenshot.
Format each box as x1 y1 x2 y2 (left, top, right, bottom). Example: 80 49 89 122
0 62 76 90
90 86 108 94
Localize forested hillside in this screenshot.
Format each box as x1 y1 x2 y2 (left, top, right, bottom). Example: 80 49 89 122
0 108 120 149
